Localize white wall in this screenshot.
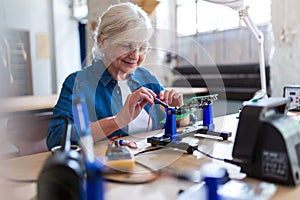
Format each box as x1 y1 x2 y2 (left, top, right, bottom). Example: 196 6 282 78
1 0 52 95
52 0 81 93
148 0 177 87
0 0 81 96
270 0 300 97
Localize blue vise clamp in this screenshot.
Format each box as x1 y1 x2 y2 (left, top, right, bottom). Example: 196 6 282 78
146 100 199 154
202 102 215 131
164 106 177 140
146 98 178 147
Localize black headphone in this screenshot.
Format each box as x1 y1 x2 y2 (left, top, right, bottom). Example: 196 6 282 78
37 117 85 200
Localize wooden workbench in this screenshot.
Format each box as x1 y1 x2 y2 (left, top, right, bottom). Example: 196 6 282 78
0 94 59 115
1 114 299 200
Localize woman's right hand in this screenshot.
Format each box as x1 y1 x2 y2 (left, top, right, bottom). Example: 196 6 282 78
115 87 156 128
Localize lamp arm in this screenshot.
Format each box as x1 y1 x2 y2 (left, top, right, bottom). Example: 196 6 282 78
239 7 262 43
258 34 267 94
239 7 267 95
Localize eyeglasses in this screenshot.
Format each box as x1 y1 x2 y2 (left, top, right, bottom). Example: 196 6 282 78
116 43 149 56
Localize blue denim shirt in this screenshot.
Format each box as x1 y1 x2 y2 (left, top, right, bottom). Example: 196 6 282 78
46 60 165 149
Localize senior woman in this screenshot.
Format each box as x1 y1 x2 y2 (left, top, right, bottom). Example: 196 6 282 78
46 2 190 149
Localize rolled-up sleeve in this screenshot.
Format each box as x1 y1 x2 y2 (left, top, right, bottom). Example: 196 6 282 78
46 73 79 149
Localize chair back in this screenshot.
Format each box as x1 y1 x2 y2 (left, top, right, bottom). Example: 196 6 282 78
6 112 53 156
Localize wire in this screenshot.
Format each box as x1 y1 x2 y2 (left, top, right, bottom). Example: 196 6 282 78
103 160 159 184
2 160 159 185
134 140 225 162
134 146 163 156
146 105 153 132
193 147 225 161
1 175 37 183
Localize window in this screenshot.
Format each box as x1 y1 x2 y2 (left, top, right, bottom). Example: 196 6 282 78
176 0 271 36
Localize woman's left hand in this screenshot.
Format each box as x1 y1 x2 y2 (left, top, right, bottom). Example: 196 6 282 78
158 89 190 126
158 89 184 107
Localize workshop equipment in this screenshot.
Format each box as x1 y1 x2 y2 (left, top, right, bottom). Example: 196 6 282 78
147 94 232 153
230 97 300 185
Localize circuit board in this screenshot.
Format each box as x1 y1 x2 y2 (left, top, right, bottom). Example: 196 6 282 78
160 94 218 123
179 94 218 110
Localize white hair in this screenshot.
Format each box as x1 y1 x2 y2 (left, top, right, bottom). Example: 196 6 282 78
92 2 153 59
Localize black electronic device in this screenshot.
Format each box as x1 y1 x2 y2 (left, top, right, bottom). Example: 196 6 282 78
230 97 300 186
37 118 85 200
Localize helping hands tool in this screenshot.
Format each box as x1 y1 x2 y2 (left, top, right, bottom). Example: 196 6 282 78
147 94 232 153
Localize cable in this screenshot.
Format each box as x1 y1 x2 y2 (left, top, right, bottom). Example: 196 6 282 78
134 141 226 162
1 175 37 183
101 147 165 184
146 105 153 132
193 147 225 162
134 146 164 156
193 146 243 166
103 160 159 184
3 160 159 185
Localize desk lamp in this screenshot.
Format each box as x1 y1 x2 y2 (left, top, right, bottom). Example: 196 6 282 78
203 0 268 98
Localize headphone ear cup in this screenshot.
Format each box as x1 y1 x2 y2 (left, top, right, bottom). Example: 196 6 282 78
37 151 85 200
38 166 85 200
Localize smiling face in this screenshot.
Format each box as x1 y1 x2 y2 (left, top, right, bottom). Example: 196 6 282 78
102 38 149 80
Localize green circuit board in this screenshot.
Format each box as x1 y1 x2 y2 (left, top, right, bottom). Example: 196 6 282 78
179 94 218 110
160 94 218 123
